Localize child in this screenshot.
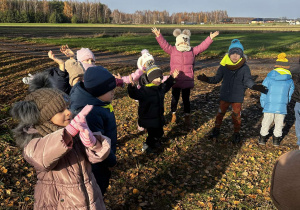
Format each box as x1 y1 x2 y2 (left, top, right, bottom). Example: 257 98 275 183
114 49 168 131
152 27 219 128
128 65 179 153
197 39 268 143
69 66 117 195
259 53 294 146
10 76 110 209
61 45 124 87
292 64 300 149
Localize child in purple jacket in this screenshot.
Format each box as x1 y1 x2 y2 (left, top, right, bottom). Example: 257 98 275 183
152 27 219 128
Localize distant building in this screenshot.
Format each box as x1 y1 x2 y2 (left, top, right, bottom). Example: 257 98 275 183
251 18 264 24
221 18 233 24
222 17 254 24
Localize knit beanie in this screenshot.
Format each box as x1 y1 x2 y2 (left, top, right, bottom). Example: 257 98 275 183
174 29 191 47
84 66 116 97
275 53 290 69
146 65 163 82
228 39 244 56
25 88 69 136
65 59 84 85
270 150 300 209
137 49 154 70
76 48 95 63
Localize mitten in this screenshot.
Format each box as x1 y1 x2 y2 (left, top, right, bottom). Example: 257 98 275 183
78 123 97 147
252 84 268 94
65 105 93 136
197 74 208 82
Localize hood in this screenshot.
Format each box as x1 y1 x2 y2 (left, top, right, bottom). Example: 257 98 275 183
70 82 109 113
267 68 292 81
12 124 41 149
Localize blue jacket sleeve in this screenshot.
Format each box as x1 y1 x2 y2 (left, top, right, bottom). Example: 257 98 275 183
260 77 269 108
289 80 295 102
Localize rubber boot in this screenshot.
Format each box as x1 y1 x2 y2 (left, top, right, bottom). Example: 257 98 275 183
258 135 268 145
184 114 191 129
232 132 241 144
273 136 281 147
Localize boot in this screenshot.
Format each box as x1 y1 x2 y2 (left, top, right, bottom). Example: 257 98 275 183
209 127 220 139
232 132 241 144
258 135 268 145
273 136 281 147
171 112 176 123
184 114 191 128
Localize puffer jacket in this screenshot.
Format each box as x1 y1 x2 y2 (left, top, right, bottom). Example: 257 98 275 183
23 128 110 210
260 68 294 114
156 34 213 89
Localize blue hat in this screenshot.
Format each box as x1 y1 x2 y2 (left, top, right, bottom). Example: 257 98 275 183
84 66 116 97
228 39 244 52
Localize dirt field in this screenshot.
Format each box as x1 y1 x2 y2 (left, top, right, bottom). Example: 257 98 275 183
1 39 300 209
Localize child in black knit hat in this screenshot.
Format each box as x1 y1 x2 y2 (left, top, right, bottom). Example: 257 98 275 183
128 65 179 153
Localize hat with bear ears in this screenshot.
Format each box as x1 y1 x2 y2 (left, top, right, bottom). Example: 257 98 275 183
173 29 191 46
137 49 155 70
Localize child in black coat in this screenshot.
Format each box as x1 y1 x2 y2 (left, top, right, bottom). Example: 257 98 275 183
128 65 179 153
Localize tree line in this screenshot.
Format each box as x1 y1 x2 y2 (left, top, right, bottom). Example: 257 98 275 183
0 0 228 24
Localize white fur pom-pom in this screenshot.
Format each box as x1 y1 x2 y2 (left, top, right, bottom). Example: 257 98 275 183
182 29 191 37
141 49 149 55
173 29 181 37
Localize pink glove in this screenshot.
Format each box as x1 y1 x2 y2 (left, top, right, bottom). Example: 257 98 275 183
65 105 93 136
78 123 97 147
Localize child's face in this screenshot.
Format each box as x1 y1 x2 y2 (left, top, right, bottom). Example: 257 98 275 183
98 90 114 102
82 58 95 64
152 77 162 86
50 109 72 127
229 53 241 63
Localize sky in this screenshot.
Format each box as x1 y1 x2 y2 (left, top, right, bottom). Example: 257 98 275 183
100 0 300 19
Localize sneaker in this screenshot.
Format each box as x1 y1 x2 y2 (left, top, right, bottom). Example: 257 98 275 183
232 132 241 144
209 127 220 139
273 136 281 147
142 143 154 153
258 135 268 145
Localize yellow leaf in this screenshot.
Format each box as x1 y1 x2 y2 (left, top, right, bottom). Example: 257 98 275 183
133 189 139 194
233 200 240 205
24 197 30 201
198 201 205 207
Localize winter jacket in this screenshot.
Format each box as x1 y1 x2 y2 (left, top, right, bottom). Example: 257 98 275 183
122 68 168 85
45 67 71 94
70 81 117 167
260 68 294 114
292 72 300 102
207 61 255 103
156 34 213 89
22 128 109 210
128 76 175 128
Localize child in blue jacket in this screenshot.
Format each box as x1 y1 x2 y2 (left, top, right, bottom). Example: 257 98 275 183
259 53 294 146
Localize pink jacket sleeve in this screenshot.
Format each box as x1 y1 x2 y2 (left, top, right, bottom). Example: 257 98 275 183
23 129 72 172
122 69 144 84
156 34 173 55
84 132 111 163
192 36 213 56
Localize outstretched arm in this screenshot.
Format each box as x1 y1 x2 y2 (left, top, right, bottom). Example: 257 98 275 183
151 27 161 37
60 44 75 59
48 50 65 71
210 31 219 40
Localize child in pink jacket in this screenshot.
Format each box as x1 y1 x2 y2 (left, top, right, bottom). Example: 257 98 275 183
11 74 110 209
152 27 219 128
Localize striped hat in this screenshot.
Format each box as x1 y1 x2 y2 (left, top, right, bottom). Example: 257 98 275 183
146 65 163 82
275 53 290 69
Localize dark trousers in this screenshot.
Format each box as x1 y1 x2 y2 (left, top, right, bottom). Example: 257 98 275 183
215 100 242 133
92 162 111 195
146 127 164 148
171 88 191 113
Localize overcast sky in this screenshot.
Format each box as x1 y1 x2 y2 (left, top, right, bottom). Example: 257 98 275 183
100 0 299 19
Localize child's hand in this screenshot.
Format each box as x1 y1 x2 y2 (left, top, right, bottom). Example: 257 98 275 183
151 27 160 37
60 44 75 58
172 69 180 78
129 75 135 85
48 50 65 70
113 73 122 79
210 31 219 40
65 105 93 137
78 123 97 148
197 74 208 82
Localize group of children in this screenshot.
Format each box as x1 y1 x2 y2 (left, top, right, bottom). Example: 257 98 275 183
11 27 297 209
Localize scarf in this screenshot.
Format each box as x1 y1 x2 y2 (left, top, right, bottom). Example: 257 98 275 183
101 104 114 112
35 121 63 137
145 83 158 87
175 45 191 52
220 54 246 70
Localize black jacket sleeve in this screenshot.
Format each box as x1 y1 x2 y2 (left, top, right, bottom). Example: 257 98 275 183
207 66 224 84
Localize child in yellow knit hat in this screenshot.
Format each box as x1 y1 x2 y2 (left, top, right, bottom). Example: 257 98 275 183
259 53 294 146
